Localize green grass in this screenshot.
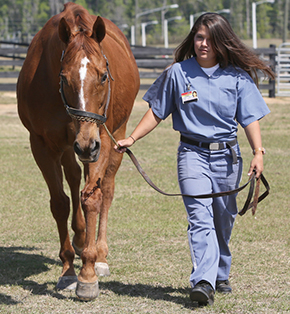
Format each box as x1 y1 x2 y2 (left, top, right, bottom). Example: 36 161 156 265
0 94 290 313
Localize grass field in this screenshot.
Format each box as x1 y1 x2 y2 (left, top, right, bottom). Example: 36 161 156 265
0 91 290 313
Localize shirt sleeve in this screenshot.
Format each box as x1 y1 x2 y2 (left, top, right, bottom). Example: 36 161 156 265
236 72 270 128
142 65 177 120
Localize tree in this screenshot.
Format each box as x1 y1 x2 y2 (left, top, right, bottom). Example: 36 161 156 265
0 0 283 44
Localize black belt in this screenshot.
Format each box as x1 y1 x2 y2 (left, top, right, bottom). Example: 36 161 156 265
180 135 238 164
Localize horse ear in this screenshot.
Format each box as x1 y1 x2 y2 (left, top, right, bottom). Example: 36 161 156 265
91 16 106 43
59 17 72 44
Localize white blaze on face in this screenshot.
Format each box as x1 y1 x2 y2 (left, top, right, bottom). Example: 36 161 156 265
79 57 90 110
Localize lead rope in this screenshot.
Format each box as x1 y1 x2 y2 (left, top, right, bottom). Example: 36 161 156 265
103 123 119 148
102 124 269 215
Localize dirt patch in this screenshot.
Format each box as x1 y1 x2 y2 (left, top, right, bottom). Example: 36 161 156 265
263 96 290 105
0 92 17 115
2 92 16 98
0 104 17 115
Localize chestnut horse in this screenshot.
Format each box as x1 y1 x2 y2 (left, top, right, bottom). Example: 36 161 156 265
17 2 139 300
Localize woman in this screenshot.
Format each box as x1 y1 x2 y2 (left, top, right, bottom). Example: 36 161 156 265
115 13 274 306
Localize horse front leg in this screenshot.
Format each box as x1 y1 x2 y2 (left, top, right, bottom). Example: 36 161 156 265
75 154 110 300
61 148 86 256
95 148 124 277
75 184 102 300
94 183 112 277
29 133 77 290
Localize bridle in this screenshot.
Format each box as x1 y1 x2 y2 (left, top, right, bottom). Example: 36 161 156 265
59 50 114 125
58 51 269 216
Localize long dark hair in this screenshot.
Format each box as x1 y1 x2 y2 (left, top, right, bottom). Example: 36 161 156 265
174 13 275 81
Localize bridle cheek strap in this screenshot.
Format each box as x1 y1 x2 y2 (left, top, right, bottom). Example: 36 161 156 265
60 77 108 125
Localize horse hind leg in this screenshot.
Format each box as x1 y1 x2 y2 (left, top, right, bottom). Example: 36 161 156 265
29 133 77 290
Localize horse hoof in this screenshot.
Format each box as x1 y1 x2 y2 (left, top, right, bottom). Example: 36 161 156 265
95 262 110 276
72 240 83 257
76 280 99 300
56 275 78 290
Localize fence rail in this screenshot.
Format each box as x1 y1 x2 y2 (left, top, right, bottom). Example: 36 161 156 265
0 42 278 97
0 41 27 91
133 45 276 97
276 43 290 96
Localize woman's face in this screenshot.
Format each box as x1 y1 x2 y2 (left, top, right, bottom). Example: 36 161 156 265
194 25 217 68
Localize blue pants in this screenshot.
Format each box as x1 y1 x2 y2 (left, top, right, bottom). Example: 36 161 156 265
177 141 243 290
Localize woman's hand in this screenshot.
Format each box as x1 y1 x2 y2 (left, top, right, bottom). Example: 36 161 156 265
114 137 135 154
244 120 265 178
248 152 264 178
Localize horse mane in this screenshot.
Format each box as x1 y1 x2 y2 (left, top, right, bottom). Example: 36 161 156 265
62 3 102 60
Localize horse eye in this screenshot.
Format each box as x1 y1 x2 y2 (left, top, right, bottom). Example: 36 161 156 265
59 73 68 85
101 72 108 84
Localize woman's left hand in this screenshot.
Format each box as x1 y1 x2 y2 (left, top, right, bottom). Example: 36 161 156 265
248 153 264 178
244 120 264 178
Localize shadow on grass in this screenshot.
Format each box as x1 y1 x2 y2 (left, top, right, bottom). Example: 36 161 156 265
99 280 198 310
0 246 67 305
0 246 199 309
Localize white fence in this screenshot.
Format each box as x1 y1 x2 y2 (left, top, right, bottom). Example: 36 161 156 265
276 43 290 96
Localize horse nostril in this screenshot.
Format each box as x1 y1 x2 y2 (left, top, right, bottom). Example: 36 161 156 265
73 140 100 158
74 141 83 156
91 140 100 153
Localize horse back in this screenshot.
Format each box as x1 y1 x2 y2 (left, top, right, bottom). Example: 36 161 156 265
17 11 68 134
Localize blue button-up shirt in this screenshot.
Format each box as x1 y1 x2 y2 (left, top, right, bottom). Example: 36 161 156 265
143 57 270 142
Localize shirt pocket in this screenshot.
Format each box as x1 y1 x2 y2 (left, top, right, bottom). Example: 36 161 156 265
218 87 237 118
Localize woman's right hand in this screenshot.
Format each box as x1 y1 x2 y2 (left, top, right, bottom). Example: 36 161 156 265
114 136 135 154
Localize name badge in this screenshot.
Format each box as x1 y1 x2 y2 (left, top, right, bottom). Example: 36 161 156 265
181 90 198 104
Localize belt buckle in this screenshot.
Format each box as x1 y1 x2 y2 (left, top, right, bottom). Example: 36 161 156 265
209 142 220 151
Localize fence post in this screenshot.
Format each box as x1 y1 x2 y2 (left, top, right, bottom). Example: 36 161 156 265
269 44 276 98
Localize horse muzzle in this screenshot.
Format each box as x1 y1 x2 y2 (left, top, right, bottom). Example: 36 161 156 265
74 139 100 163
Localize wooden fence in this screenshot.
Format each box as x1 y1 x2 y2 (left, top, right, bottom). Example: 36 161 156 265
133 45 276 97
0 41 28 91
0 41 276 97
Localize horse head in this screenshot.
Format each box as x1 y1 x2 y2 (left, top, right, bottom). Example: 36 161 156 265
58 15 111 163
